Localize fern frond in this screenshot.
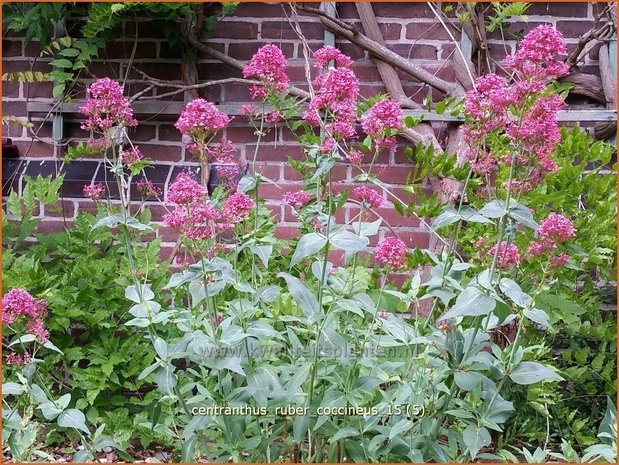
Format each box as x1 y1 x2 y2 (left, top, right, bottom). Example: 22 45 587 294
486 2 531 33
2 71 51 83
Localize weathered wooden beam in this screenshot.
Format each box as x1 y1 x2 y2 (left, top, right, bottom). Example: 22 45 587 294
27 102 617 122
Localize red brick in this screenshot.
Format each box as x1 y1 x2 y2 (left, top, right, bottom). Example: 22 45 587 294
158 124 182 142
103 41 157 60
378 23 402 41
261 21 324 40
283 165 304 181
255 163 282 181
127 124 156 142
87 61 120 78
406 22 451 41
257 182 288 200
336 42 367 60
233 3 286 18
44 200 75 218
3 82 20 98
27 81 53 99
76 201 99 216
255 144 304 162
3 101 27 117
2 40 23 57
223 83 251 102
528 2 589 18
138 143 182 162
36 220 71 234
274 224 300 240
556 20 597 38
193 42 226 60
391 230 429 249
212 21 259 39
14 140 55 158
265 203 282 221
157 226 180 242
392 43 437 61
373 2 434 19
226 126 261 144
226 41 292 61
373 207 420 228
129 63 182 81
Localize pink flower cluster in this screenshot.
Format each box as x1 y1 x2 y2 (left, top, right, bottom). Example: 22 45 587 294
222 192 255 223
462 25 569 185
163 172 217 241
312 45 353 69
163 172 255 241
374 237 407 269
352 186 383 208
242 44 289 100
489 242 521 270
527 213 576 259
2 288 49 343
283 191 313 208
5 351 31 365
505 25 569 84
204 138 244 188
361 98 404 149
304 47 360 146
80 78 137 133
175 99 231 143
83 183 106 201
121 146 143 167
137 179 162 198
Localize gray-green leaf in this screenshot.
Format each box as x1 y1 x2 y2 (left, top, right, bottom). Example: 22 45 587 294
509 361 563 385
57 409 90 434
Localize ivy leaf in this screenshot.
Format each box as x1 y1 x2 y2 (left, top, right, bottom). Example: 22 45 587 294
509 361 563 385
58 408 90 434
291 233 327 266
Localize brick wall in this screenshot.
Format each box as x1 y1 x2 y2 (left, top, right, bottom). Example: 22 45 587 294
2 2 603 262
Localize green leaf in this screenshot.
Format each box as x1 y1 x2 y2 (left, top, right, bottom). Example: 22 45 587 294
479 200 505 218
49 58 73 68
329 229 369 253
329 427 359 443
180 435 197 462
523 308 551 330
463 424 491 458
291 233 327 266
2 382 25 396
58 409 90 434
499 278 532 308
431 206 460 230
439 287 496 320
155 366 177 395
42 340 64 354
508 203 538 230
509 361 563 385
8 334 36 347
39 401 63 420
249 245 273 267
277 273 320 321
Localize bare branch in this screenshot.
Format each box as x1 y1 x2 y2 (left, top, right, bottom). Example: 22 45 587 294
297 4 465 97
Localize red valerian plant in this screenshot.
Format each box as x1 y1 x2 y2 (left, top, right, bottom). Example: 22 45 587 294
5 23 613 464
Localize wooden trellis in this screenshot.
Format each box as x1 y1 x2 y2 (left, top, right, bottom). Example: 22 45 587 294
33 2 616 145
